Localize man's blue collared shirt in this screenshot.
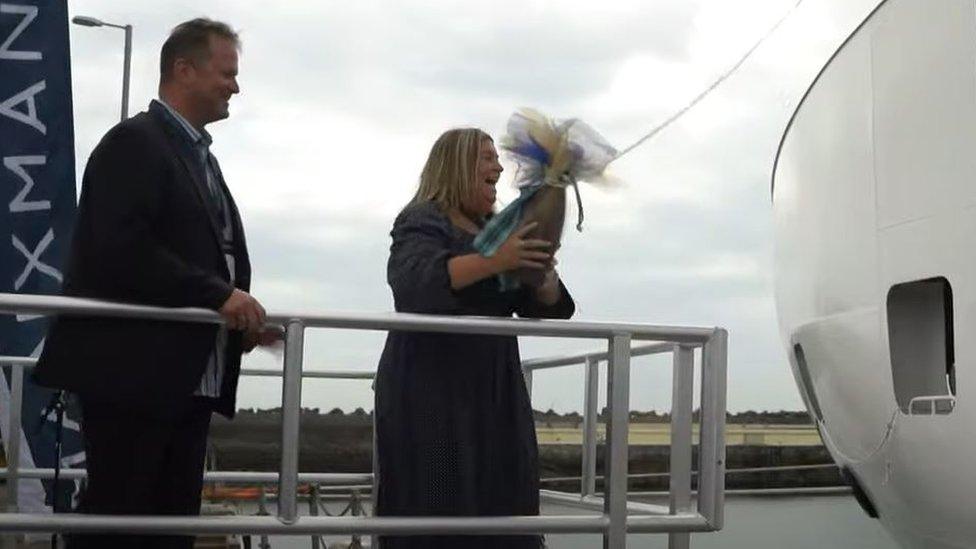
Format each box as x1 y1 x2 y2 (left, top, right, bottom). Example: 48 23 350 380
153 99 234 398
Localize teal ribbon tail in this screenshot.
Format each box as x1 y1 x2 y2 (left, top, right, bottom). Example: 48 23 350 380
473 184 544 291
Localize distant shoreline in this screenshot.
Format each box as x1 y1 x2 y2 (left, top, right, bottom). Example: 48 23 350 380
207 410 840 490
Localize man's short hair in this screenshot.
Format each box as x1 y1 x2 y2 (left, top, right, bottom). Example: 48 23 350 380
160 18 239 83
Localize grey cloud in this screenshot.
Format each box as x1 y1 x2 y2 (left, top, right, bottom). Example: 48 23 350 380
228 2 702 127
64 0 883 413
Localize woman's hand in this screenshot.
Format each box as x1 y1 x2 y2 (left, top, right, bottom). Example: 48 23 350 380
491 221 552 273
534 258 562 306
448 222 552 290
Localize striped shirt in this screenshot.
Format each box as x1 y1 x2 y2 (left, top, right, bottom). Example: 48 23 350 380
155 99 235 398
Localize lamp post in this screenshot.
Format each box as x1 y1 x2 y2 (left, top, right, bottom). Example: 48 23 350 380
72 15 133 122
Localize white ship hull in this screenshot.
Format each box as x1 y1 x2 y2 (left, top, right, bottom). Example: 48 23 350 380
772 0 976 547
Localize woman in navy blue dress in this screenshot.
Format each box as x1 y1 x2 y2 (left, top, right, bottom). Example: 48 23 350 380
375 128 575 548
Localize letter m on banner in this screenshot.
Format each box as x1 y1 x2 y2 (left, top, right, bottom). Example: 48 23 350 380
0 0 83 514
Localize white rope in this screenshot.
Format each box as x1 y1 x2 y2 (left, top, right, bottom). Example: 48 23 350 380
613 0 806 161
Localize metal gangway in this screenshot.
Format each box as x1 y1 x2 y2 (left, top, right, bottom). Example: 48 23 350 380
0 292 728 548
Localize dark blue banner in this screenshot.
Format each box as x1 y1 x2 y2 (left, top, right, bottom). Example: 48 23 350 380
0 0 82 511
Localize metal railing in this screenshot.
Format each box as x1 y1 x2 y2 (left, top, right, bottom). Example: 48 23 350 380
908 395 955 416
0 292 728 548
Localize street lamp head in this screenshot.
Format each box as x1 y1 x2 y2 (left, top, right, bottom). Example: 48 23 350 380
71 16 104 27
71 14 134 121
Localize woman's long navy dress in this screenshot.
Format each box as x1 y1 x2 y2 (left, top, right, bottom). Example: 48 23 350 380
375 201 575 548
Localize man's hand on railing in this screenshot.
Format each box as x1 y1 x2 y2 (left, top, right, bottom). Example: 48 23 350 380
219 289 267 333
243 325 285 353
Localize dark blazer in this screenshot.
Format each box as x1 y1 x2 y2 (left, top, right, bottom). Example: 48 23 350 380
33 103 251 418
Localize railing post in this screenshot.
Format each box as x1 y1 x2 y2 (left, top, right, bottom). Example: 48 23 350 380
6 363 24 513
1 363 24 549
278 320 305 524
309 485 321 549
372 413 379 549
604 334 631 549
581 356 600 497
256 486 271 549
697 329 728 529
350 489 364 548
669 345 695 549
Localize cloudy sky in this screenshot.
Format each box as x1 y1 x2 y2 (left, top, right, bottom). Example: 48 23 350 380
65 0 880 414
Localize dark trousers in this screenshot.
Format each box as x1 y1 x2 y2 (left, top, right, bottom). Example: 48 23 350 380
66 396 214 549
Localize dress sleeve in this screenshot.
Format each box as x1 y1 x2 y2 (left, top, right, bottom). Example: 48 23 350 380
387 203 462 314
516 279 576 319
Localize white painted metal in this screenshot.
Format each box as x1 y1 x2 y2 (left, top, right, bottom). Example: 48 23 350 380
581 356 600 497
539 490 669 516
0 514 610 535
278 321 305 524
604 334 631 548
5 364 22 512
696 330 727 528
243 369 374 380
0 293 714 342
3 469 371 485
908 395 955 416
772 0 976 546
669 345 695 549
309 485 321 549
0 293 728 543
522 342 676 371
371 393 380 549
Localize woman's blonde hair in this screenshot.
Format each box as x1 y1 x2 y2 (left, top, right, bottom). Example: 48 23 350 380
410 128 492 212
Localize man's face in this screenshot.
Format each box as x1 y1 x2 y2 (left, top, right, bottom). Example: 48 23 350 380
187 36 239 125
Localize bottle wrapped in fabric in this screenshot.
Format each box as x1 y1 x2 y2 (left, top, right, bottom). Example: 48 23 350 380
517 184 566 287
474 108 617 289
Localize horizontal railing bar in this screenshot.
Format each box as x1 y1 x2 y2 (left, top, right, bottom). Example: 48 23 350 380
283 488 374 501
1 343 684 379
271 485 854 502
0 293 716 342
0 357 36 366
240 343 677 379
298 313 714 342
14 465 839 492
627 486 853 498
0 292 730 540
240 368 375 380
521 342 677 372
314 484 374 492
0 358 378 381
1 469 372 485
0 514 611 535
211 490 375 503
1 342 690 379
714 486 852 497
626 513 712 533
540 490 670 516
539 463 839 483
0 511 723 535
16 469 839 496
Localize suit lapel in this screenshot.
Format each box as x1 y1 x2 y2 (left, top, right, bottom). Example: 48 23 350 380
210 158 248 254
178 151 225 246
149 107 225 256
210 156 251 289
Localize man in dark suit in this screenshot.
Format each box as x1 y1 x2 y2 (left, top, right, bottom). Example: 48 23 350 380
33 18 274 548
